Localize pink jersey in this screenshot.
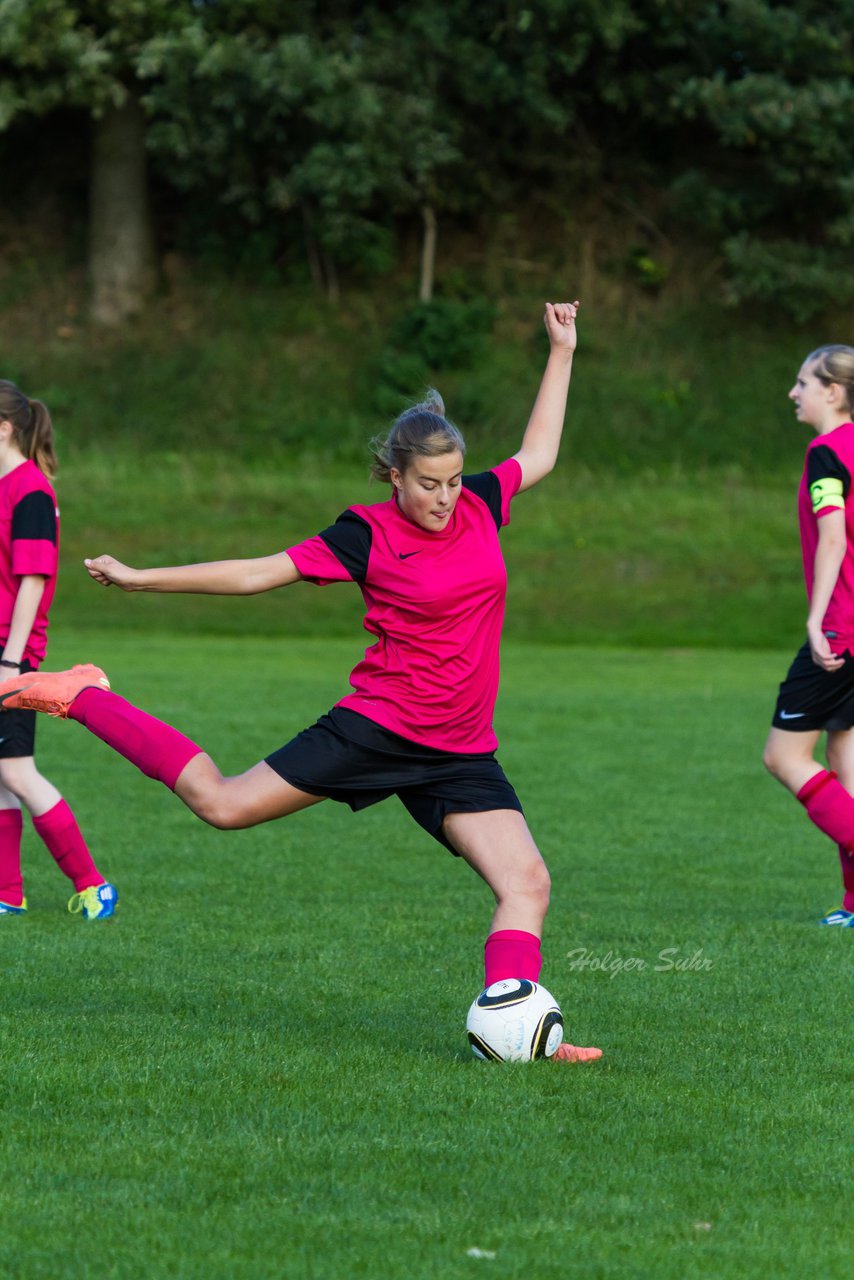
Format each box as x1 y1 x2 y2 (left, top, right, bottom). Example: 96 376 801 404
799 421 854 651
287 458 522 752
0 460 59 666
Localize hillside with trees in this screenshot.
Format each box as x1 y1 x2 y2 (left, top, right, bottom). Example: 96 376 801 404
1 0 851 323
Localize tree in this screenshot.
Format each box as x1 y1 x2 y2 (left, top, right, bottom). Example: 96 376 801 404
0 0 196 323
563 0 854 313
672 0 854 313
3 0 851 317
139 15 458 299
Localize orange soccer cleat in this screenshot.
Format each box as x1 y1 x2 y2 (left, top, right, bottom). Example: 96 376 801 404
552 1042 603 1063
0 664 110 718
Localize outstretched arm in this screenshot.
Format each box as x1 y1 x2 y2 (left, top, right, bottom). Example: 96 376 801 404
84 551 301 595
513 300 579 493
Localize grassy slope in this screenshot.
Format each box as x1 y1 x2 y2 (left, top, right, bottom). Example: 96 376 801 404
0 271 823 651
1 633 848 1279
51 449 804 650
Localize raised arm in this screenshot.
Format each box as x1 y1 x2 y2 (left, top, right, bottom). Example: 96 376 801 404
513 300 579 493
84 551 301 595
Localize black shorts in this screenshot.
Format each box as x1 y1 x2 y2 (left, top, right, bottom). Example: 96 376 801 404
0 659 36 759
265 707 524 854
771 641 854 731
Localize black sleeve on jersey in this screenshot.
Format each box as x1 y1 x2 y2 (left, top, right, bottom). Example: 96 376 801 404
462 471 503 531
807 444 851 494
318 510 373 582
11 491 57 544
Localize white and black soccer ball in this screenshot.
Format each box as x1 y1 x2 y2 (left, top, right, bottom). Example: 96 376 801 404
466 979 563 1062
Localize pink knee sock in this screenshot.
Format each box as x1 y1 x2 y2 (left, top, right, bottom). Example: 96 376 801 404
33 798 102 893
0 808 23 905
837 845 854 912
483 929 543 986
797 770 854 851
69 688 203 791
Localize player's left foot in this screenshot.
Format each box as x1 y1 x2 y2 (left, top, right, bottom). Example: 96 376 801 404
0 663 110 718
0 898 27 916
552 1042 603 1063
68 882 119 921
819 907 854 926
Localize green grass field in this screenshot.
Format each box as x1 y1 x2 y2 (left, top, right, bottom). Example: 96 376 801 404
2 631 849 1279
51 449 807 651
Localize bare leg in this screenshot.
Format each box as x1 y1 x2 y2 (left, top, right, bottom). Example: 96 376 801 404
442 808 601 1063
0 756 62 817
173 755 327 829
825 726 854 789
0 757 109 897
442 808 550 935
762 726 825 795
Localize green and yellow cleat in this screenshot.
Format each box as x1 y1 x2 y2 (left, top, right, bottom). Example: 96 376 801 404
68 883 119 921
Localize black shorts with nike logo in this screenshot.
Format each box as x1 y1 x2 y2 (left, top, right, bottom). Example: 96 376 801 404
772 641 854 731
0 658 37 758
265 706 524 854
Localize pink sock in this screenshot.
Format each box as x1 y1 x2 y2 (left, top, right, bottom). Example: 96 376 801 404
69 688 203 791
797 770 854 850
483 929 543 986
837 845 854 912
33 799 103 893
0 808 23 905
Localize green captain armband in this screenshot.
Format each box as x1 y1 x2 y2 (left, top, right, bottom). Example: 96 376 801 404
810 476 845 514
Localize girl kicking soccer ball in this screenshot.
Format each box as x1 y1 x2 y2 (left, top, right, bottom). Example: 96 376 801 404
0 303 600 1059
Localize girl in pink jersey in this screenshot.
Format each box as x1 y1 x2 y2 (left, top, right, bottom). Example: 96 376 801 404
763 345 854 925
0 381 117 920
0 304 600 1058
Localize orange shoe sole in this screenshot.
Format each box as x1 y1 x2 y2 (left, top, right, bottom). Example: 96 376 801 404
0 663 110 718
552 1042 603 1063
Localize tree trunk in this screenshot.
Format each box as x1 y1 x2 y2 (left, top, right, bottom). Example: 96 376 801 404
89 94 157 326
419 204 437 302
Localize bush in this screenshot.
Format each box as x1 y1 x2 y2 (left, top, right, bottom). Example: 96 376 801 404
386 298 496 370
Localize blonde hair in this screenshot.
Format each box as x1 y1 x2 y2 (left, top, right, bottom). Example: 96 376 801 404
806 345 854 414
0 380 57 479
370 390 466 483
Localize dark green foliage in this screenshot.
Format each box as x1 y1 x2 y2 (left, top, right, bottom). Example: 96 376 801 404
1 1 851 311
387 298 496 370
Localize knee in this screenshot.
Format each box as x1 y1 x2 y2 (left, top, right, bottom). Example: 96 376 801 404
762 742 782 780
537 862 552 909
519 856 551 910
182 780 246 831
0 758 31 800
763 737 794 784
0 761 20 795
196 799 248 831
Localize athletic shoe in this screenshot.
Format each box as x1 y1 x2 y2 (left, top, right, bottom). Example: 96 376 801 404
0 898 26 916
552 1042 603 1063
819 907 854 927
0 663 110 718
68 882 119 921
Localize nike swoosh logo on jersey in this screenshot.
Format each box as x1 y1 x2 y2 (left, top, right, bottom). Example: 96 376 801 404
778 710 806 720
398 551 423 559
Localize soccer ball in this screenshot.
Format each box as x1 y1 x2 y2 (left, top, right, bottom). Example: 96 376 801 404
466 979 563 1062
